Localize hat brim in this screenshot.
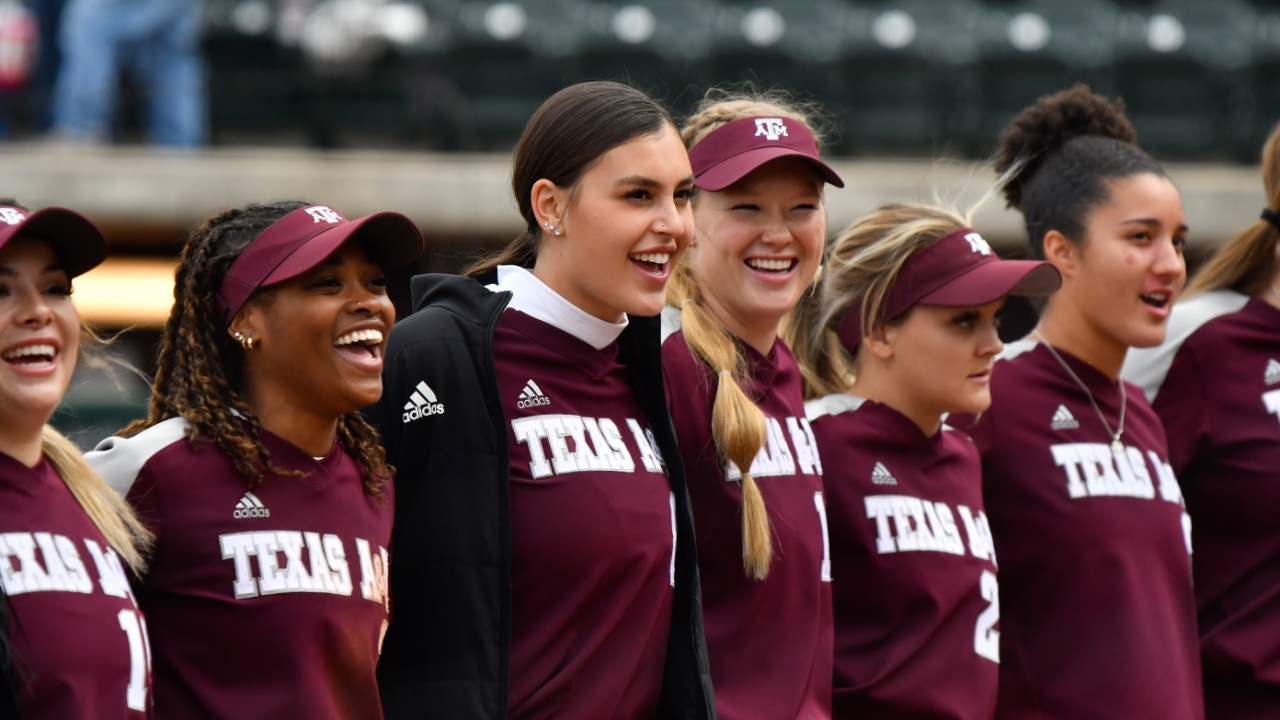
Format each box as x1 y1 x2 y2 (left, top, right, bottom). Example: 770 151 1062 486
0 208 108 278
917 259 1062 307
261 212 424 288
694 147 845 192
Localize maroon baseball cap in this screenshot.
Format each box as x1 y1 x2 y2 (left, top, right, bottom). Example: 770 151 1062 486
0 205 108 278
838 227 1061 353
688 116 844 191
218 204 424 325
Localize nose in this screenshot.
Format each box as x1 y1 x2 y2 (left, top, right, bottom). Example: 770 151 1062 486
1152 235 1187 285
977 320 1003 359
656 196 687 240
13 285 54 329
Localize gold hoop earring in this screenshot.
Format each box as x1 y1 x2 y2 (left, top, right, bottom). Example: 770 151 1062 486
232 331 257 350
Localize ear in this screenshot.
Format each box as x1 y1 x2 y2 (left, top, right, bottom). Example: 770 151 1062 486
530 179 566 233
1042 230 1081 279
227 304 264 345
862 324 896 361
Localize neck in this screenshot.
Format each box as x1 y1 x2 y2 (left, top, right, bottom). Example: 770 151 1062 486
701 292 779 356
531 257 625 324
848 368 942 437
1262 268 1280 311
242 382 338 458
1035 298 1127 381
0 417 46 468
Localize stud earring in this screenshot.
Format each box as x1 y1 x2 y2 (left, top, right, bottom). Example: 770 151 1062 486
232 331 257 350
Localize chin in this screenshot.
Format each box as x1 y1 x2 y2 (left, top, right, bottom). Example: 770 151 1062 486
1121 323 1170 350
618 293 666 319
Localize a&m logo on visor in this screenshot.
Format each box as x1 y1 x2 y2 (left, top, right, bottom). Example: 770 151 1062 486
0 208 27 225
305 206 344 224
754 118 789 141
964 232 993 256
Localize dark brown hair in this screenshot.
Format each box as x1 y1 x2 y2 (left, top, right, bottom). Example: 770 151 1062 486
995 84 1166 259
121 201 391 499
465 81 677 276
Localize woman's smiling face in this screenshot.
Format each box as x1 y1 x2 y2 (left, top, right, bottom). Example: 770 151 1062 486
0 238 79 429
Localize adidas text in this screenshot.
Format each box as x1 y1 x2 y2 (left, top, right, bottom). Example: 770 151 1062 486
517 379 551 409
403 381 445 423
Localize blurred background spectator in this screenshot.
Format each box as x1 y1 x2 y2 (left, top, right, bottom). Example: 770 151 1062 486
0 0 1273 443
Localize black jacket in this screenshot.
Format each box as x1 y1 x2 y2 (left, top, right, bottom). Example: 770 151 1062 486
368 272 716 720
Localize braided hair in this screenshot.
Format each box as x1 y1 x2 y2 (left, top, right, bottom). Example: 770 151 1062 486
121 201 391 500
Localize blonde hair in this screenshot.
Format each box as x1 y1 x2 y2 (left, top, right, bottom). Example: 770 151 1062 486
1185 123 1280 297
669 88 825 581
785 204 972 401
41 425 152 575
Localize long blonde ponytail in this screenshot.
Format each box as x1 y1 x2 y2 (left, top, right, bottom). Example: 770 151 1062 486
668 263 773 579
41 426 152 575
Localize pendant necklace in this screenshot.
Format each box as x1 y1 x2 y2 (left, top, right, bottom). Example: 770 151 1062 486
1033 331 1127 455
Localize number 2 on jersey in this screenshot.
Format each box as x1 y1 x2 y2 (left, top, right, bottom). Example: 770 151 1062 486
974 570 1000 663
118 609 151 710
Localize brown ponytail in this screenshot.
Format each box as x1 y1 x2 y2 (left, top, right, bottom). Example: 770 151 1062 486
1185 122 1280 297
668 263 773 579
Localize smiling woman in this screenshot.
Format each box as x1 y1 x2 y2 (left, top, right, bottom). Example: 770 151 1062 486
83 200 424 720
367 81 715 720
659 90 844 720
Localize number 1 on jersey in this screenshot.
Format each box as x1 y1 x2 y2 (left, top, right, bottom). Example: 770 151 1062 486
118 609 150 710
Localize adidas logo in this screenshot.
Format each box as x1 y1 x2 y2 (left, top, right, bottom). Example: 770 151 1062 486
871 462 897 486
233 492 270 519
402 381 445 423
1051 404 1079 430
517 379 551 409
1267 359 1280 386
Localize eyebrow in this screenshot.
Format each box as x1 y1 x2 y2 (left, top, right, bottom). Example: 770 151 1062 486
1120 218 1190 232
616 175 696 188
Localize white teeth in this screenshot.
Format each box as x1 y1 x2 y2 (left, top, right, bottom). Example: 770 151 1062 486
746 258 795 272
631 252 671 265
334 329 383 347
2 344 56 361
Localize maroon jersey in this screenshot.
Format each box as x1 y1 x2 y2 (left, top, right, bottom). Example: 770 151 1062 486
86 420 391 720
805 395 998 719
661 310 833 720
0 452 152 720
496 308 675 719
962 340 1202 719
1125 291 1280 717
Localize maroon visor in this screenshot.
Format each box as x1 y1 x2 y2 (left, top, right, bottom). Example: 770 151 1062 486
838 228 1061 354
688 116 844 191
218 205 424 326
0 205 108 278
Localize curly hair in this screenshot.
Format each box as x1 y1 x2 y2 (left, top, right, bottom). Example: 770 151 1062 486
121 201 392 500
994 84 1165 258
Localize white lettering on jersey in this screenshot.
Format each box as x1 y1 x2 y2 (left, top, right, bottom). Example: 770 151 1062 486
725 416 821 481
1264 389 1280 428
1051 443 1164 500
956 505 997 566
511 414 652 478
627 419 664 473
356 538 390 610
864 495 972 557
219 531 373 601
0 532 104 596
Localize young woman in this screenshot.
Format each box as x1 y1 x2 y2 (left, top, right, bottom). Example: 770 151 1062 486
367 81 714 720
962 85 1202 718
1123 123 1280 718
0 201 154 718
660 93 842 719
85 201 424 719
787 203 1059 719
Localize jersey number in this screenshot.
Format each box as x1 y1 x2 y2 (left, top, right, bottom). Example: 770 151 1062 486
974 570 999 663
813 492 832 582
118 609 150 710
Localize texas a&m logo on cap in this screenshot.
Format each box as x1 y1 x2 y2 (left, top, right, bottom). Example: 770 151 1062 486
964 232 993 256
305 206 344 224
754 118 789 141
0 208 26 225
